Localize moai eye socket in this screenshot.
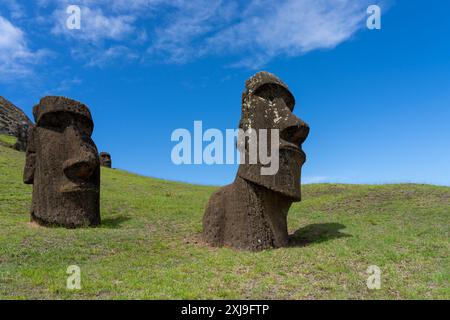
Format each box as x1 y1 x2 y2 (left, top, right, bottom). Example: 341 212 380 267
71 114 93 137
253 83 279 102
39 112 93 138
39 112 69 132
253 84 295 110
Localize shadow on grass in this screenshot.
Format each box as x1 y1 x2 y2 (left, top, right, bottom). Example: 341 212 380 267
101 216 131 228
289 223 351 247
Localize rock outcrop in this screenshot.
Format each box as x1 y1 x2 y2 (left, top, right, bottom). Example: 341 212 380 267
0 96 33 135
0 97 33 151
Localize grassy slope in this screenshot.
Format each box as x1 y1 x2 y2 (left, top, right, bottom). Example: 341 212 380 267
0 134 16 147
0 135 448 299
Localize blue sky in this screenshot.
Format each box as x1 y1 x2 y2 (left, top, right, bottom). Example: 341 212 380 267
1 0 449 186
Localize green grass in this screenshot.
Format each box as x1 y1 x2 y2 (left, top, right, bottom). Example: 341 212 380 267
0 142 449 299
0 134 16 147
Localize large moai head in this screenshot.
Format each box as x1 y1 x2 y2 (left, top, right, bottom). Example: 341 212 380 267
237 71 309 200
23 96 100 227
203 72 310 250
99 152 112 168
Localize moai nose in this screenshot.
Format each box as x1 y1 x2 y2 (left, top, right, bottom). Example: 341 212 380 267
63 158 97 181
63 126 98 181
280 115 310 146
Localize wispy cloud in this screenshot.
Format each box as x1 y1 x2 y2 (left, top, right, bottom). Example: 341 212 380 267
148 0 376 67
13 0 381 69
42 1 152 66
41 0 379 67
148 0 238 63
51 6 136 42
1 0 26 19
48 77 82 94
71 45 139 67
0 15 49 80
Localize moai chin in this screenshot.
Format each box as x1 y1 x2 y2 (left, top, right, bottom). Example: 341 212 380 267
99 152 112 168
23 96 101 228
202 71 310 251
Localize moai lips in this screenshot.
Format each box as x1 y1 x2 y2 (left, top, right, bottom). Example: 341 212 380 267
202 71 309 251
23 96 101 228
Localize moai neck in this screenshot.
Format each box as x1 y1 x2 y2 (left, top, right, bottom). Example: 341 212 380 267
234 176 293 250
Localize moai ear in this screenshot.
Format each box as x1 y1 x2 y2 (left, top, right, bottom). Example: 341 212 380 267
23 126 36 184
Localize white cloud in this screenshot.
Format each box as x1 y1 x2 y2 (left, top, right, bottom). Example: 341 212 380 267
46 1 151 66
2 0 26 19
51 6 136 42
149 0 238 63
50 77 82 94
0 15 49 79
39 0 163 13
152 0 375 67
39 0 381 68
71 45 139 68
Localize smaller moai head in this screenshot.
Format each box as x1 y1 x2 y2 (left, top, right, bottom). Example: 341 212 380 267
18 121 29 139
99 152 112 168
13 121 29 151
237 71 310 200
23 96 100 227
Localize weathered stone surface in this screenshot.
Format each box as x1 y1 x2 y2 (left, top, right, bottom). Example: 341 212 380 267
99 152 112 168
0 96 33 151
13 121 29 151
23 96 101 228
203 71 310 251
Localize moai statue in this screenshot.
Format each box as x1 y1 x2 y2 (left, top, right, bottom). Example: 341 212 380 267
23 96 101 228
202 71 310 250
99 152 112 168
13 121 29 152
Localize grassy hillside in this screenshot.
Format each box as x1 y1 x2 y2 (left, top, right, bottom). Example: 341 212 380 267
0 135 448 299
0 134 16 147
